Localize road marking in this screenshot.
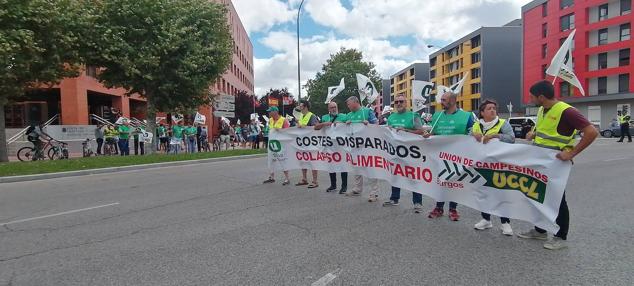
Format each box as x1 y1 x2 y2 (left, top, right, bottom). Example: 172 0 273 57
312 271 338 286
603 158 629 162
0 202 119 226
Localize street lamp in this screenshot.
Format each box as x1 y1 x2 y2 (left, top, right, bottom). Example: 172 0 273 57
297 0 306 100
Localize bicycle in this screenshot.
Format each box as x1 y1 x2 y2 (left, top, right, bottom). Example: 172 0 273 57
82 138 95 157
17 139 68 161
200 136 211 152
103 138 117 156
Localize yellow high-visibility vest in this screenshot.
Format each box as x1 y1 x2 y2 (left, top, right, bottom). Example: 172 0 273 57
534 102 576 151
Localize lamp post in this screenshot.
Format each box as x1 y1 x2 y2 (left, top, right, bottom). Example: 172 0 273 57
297 0 306 100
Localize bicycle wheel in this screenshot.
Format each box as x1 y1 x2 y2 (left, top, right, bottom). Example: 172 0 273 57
17 147 35 162
48 147 60 160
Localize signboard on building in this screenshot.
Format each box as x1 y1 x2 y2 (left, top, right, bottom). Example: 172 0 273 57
214 94 235 118
45 125 97 141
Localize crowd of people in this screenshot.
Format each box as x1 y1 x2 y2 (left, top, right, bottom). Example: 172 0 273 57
263 80 599 251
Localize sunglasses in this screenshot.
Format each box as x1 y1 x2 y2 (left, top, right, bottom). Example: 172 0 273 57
394 100 405 104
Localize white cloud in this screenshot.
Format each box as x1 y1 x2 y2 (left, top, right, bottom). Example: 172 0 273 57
232 0 296 34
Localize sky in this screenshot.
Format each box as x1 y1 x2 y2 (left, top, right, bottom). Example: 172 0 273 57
233 0 533 97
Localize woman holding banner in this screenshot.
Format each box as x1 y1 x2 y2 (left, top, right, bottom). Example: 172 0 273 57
470 99 516 236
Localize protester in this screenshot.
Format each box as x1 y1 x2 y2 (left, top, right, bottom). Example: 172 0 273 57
470 99 516 235
382 94 426 212
94 123 105 155
157 123 168 153
517 80 597 250
104 125 118 154
314 101 348 194
185 123 197 153
617 111 631 143
423 91 475 221
263 106 291 185
249 120 261 150
219 120 231 150
133 125 145 155
344 96 380 202
296 99 320 188
262 123 270 149
196 124 203 152
200 125 209 152
170 121 185 154
241 124 249 148
117 120 131 156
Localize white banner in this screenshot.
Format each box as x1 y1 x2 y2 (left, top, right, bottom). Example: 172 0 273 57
268 125 571 233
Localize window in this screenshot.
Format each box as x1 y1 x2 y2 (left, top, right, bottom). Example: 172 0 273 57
598 77 608 94
471 68 481 79
560 14 575 31
471 98 481 111
598 28 609 45
620 48 630 66
622 0 632 15
599 4 609 21
542 64 548 79
542 2 548 16
410 68 415 76
430 70 436 79
430 57 437 66
598 52 608 69
471 52 481 64
542 23 548 38
471 35 481 48
619 74 630 92
560 82 572 97
471 83 481 94
542 44 548 59
621 23 631 41
560 0 573 9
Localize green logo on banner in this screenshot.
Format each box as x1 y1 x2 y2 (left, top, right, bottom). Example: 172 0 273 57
268 140 282 152
475 169 547 203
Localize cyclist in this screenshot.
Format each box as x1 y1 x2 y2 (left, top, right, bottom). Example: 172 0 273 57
26 122 53 159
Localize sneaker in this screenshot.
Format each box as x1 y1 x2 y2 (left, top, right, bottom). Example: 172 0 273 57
543 237 568 250
338 188 347 195
413 204 423 213
346 191 361 197
474 219 493 230
326 186 337 192
517 229 548 240
263 178 275 184
500 223 513 236
383 200 399 206
368 194 378 202
428 208 444 219
448 209 460 221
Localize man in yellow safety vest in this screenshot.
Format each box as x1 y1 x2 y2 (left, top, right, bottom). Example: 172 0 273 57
296 99 320 188
263 106 291 185
517 80 598 250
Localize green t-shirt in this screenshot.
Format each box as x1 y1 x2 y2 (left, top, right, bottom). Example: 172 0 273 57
387 111 421 130
172 125 184 139
430 109 472 135
347 108 372 123
263 125 269 136
157 126 166 137
117 125 131 139
321 113 348 123
185 126 197 136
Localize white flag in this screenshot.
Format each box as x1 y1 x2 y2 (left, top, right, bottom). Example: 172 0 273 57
436 85 452 104
545 29 585 96
356 73 379 104
381 105 392 115
262 115 269 122
449 71 470 95
194 112 206 124
250 113 257 121
115 116 129 125
155 116 166 124
293 108 303 123
171 113 184 124
325 78 345 104
412 80 434 112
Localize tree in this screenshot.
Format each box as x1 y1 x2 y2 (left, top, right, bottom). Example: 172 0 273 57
0 0 89 162
259 88 296 117
234 90 257 124
305 48 382 116
86 0 233 153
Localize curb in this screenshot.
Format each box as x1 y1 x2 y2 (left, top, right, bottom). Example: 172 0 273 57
0 153 267 184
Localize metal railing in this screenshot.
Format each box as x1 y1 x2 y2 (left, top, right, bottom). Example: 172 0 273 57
7 114 60 144
89 114 115 127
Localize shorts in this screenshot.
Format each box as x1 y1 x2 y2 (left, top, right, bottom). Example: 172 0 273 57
220 135 230 143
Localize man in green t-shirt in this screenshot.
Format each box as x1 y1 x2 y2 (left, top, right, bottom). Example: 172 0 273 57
315 102 348 194
185 123 198 153
383 94 426 212
423 91 475 221
117 120 131 156
170 122 185 154
344 96 380 202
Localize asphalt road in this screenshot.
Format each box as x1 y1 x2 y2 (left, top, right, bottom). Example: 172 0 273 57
0 138 633 286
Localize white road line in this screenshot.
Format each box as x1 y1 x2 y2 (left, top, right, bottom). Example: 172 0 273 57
311 272 338 286
603 158 628 162
0 202 120 226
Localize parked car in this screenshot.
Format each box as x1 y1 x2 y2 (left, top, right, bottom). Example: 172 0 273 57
508 117 537 139
601 121 634 138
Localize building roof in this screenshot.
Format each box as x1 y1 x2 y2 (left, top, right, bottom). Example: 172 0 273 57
389 62 429 79
521 0 548 13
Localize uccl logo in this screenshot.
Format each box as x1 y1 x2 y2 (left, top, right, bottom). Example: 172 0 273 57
475 169 546 203
268 140 282 152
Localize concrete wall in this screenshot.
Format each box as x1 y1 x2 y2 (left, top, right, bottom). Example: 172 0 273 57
481 27 523 114
588 75 621 95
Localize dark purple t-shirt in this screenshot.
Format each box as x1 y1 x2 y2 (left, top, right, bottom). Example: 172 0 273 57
542 106 591 136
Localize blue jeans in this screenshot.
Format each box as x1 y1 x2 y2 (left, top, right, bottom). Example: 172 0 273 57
187 137 196 153
118 139 130 156
436 201 458 209
390 187 422 204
